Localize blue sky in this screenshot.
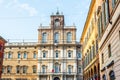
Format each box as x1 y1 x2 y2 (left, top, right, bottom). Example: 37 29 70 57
0 0 91 42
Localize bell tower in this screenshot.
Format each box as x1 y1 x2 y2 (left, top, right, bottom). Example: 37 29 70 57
50 11 64 29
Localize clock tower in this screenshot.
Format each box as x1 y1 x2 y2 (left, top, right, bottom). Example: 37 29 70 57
50 11 64 29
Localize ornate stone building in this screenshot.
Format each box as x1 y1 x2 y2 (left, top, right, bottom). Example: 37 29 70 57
1 12 83 80
37 12 82 80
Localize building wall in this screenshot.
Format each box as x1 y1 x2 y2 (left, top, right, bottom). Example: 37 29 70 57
37 13 82 80
80 0 100 80
0 36 6 78
98 0 120 80
1 12 83 80
2 43 38 80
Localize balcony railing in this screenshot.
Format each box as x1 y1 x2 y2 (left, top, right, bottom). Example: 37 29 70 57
38 40 77 45
38 57 78 60
5 42 37 46
38 72 77 75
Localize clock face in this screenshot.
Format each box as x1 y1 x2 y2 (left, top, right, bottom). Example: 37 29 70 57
54 19 60 27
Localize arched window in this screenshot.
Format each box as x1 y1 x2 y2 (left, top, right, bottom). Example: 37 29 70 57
102 74 106 80
42 33 47 43
33 66 37 73
109 70 115 80
23 52 27 59
8 52 12 59
33 52 37 59
18 52 21 59
68 50 72 58
54 19 60 27
16 66 20 74
42 65 46 73
55 63 60 73
67 32 72 43
68 65 72 74
54 32 59 43
23 66 27 74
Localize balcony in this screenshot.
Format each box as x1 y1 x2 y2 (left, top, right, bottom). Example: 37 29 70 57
37 72 77 75
5 42 37 46
37 40 77 46
38 57 77 61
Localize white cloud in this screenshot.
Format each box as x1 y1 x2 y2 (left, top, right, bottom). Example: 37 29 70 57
19 3 37 16
1 0 38 16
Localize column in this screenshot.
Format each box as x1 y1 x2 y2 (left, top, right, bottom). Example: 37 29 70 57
37 63 41 74
61 49 63 58
38 49 41 59
73 48 76 58
64 76 66 80
74 63 77 73
51 46 53 58
74 75 76 80
61 62 64 73
50 75 52 80
61 75 63 80
38 49 41 74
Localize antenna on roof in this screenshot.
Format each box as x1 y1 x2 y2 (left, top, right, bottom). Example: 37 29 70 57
56 7 59 15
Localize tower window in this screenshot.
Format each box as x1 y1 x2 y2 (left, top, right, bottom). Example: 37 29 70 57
42 33 47 43
67 32 72 43
54 19 60 27
54 32 59 43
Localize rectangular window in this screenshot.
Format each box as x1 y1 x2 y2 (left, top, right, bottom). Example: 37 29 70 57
43 53 46 58
56 52 58 58
108 44 112 57
102 53 104 64
78 67 81 73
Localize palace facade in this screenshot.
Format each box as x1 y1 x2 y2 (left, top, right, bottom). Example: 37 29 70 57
1 12 83 80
